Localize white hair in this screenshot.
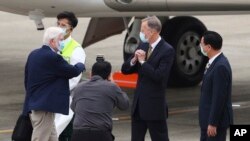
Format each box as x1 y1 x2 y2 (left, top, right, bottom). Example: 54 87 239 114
43 27 64 45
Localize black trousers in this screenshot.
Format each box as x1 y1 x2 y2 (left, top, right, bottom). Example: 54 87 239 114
59 117 74 141
131 117 169 141
71 128 114 141
200 128 227 141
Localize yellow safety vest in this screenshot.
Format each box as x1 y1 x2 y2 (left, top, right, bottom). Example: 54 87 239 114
61 39 80 63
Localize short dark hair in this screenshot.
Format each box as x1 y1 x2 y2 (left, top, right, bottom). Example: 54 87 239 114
91 61 112 80
203 31 223 50
57 11 78 28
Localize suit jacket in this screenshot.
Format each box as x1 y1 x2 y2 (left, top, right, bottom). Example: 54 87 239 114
23 45 85 115
199 53 233 129
121 39 174 120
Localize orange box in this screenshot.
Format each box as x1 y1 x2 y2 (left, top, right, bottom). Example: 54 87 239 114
112 71 138 89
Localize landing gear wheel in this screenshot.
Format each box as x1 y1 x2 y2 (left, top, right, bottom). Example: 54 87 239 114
161 16 208 87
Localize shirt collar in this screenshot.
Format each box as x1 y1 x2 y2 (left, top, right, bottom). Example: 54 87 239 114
49 47 56 52
44 44 56 52
208 52 222 65
150 36 161 50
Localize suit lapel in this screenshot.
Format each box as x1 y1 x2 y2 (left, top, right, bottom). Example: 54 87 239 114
202 53 224 90
205 53 224 75
42 45 55 52
147 39 164 61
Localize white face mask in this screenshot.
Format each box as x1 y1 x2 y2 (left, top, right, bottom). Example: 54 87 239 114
200 45 208 56
61 27 69 36
58 40 65 51
61 27 67 33
139 32 149 43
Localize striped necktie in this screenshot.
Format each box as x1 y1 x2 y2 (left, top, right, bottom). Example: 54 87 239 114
147 45 153 60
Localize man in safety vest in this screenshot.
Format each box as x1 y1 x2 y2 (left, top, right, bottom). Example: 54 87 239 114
55 11 86 141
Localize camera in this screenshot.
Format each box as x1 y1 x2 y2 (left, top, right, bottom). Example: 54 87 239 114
96 54 105 62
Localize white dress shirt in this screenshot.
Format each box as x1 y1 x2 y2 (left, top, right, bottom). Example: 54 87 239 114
130 36 162 66
64 36 86 91
208 52 222 66
150 36 161 52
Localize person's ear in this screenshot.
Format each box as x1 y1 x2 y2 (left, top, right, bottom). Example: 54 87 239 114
207 45 212 51
89 72 92 79
49 39 53 44
66 26 73 34
49 39 55 47
108 73 113 82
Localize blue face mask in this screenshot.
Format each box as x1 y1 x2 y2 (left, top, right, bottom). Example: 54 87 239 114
200 45 208 56
58 40 65 51
139 32 149 43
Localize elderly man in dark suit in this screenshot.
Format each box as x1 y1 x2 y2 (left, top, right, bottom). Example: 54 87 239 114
23 27 85 141
199 31 233 141
121 16 175 141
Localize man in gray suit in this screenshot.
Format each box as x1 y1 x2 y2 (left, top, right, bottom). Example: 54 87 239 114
71 60 129 141
199 31 233 141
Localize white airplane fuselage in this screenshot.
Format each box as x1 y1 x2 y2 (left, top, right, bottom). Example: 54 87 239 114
1 0 250 17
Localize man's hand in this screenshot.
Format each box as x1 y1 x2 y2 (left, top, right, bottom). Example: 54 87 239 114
207 125 217 137
137 49 146 62
131 50 140 64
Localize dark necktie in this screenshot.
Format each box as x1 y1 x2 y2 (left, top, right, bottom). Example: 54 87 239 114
147 45 153 60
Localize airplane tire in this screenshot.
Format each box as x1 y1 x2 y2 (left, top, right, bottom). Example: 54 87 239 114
161 16 208 87
123 29 133 61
